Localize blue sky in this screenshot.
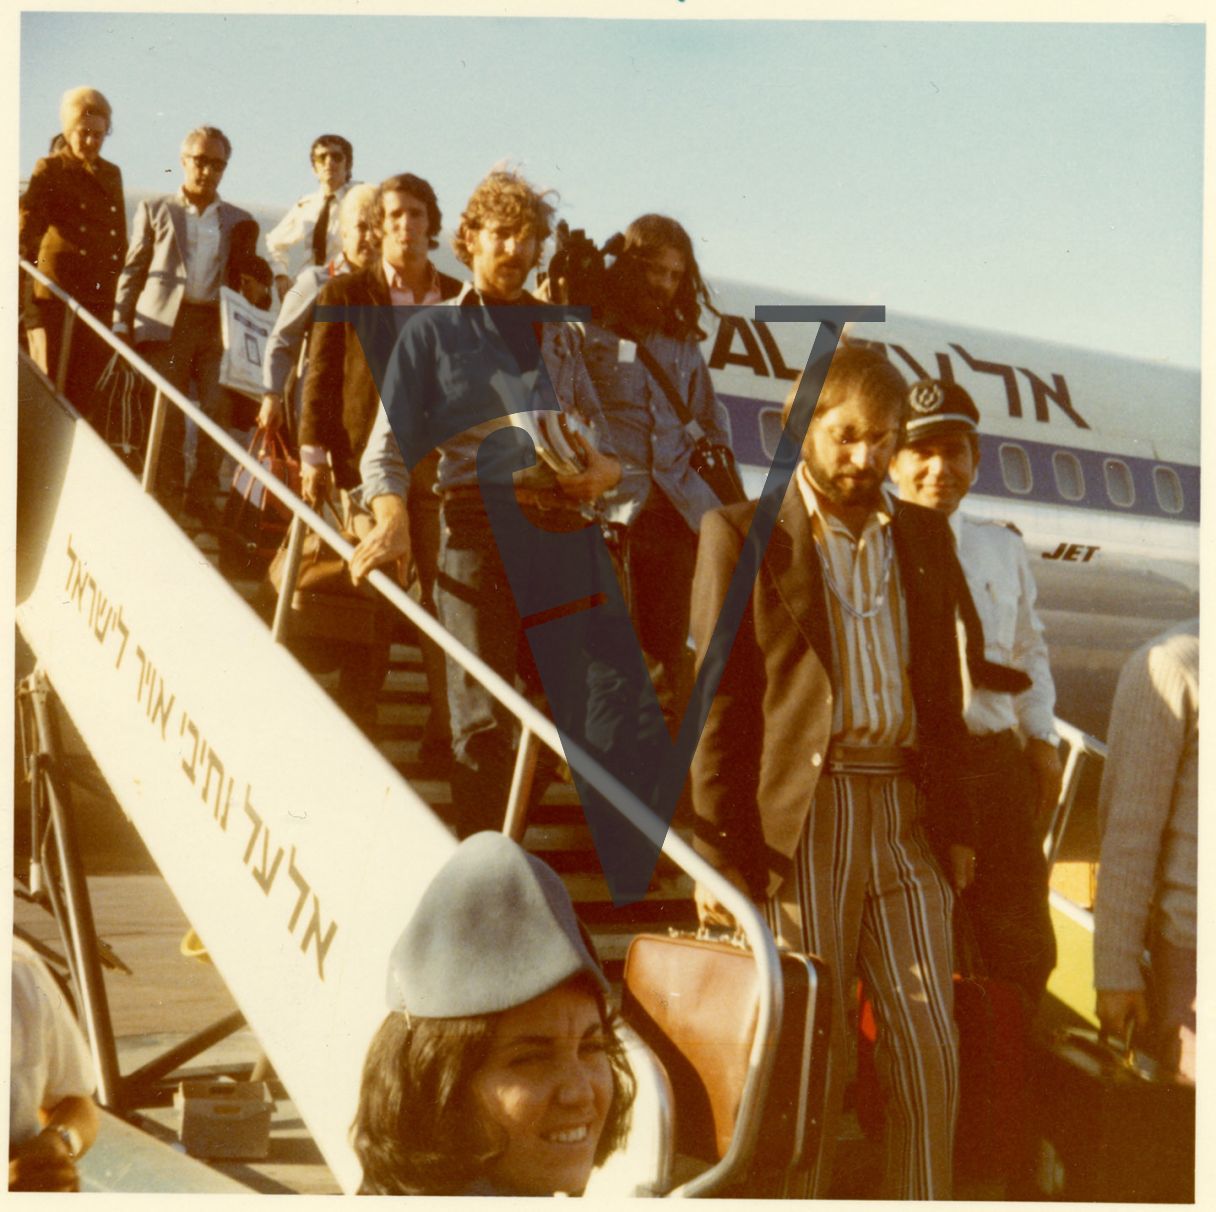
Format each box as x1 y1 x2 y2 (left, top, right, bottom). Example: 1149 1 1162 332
18 12 1205 366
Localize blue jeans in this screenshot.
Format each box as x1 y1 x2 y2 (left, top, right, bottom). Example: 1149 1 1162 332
437 492 669 885
435 495 524 835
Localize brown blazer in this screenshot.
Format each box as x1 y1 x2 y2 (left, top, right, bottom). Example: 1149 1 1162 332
689 489 976 900
300 261 462 488
19 150 126 324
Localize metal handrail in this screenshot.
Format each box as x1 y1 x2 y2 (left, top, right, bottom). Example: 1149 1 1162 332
19 258 785 1196
1045 715 1107 869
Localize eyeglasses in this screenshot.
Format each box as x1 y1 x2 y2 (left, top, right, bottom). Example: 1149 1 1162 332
186 155 228 171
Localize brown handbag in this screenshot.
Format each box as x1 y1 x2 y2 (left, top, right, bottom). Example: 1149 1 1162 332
264 502 390 648
621 932 829 1178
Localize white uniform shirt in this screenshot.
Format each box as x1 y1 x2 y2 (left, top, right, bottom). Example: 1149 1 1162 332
9 938 95 1146
951 510 1057 741
179 191 223 304
264 180 359 282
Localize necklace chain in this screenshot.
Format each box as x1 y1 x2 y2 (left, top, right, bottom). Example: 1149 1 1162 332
816 528 894 621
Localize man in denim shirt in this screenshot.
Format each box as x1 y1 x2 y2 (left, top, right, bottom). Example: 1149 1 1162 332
580 215 735 729
353 170 621 834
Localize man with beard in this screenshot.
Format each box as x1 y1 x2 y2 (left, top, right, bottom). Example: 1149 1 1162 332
579 215 735 730
352 170 621 832
690 344 980 1199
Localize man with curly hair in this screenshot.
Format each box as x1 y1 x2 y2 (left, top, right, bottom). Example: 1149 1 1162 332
353 170 622 832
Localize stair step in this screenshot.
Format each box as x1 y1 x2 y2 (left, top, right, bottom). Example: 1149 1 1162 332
200 500 702 983
559 872 692 904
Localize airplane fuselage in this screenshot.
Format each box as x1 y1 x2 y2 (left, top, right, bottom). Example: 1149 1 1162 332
696 291 1199 740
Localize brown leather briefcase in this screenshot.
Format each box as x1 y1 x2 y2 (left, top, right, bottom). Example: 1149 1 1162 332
621 932 830 1186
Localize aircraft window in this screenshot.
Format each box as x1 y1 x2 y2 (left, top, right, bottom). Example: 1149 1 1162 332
999 443 1033 494
1103 459 1135 508
1052 451 1085 501
1153 466 1184 514
758 408 784 459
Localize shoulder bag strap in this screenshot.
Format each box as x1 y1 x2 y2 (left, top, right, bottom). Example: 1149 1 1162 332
633 339 702 436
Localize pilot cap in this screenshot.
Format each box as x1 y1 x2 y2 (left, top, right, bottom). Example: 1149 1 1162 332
905 379 980 443
386 832 608 1018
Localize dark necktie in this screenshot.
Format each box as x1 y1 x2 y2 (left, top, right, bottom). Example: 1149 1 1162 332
312 194 333 265
952 554 1033 695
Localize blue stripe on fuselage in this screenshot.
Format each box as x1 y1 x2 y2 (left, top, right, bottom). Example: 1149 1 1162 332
720 393 1200 523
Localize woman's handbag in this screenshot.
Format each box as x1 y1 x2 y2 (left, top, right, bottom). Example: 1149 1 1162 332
621 930 829 1182
263 500 392 668
218 427 300 579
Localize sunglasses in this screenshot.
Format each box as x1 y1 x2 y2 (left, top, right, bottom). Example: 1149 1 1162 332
186 154 228 171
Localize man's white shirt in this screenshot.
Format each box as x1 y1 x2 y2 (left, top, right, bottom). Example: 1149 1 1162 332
950 510 1058 742
179 189 223 303
265 180 359 281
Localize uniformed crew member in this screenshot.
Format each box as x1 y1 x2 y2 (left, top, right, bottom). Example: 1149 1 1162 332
265 134 360 302
889 378 1061 1004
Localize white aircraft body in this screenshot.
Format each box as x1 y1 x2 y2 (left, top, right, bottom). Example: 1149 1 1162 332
694 282 1199 741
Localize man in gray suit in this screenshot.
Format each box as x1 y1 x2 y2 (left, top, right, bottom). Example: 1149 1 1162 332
114 126 253 519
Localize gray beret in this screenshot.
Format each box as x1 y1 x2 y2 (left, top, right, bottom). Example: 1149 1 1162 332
386 832 609 1018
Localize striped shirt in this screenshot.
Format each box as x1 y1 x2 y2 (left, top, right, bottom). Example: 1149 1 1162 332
797 463 916 746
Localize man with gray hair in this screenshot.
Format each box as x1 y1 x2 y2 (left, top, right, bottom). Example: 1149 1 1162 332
256 182 380 435
114 125 253 521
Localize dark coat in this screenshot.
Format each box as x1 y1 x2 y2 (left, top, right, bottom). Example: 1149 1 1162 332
20 150 126 325
689 489 977 900
300 261 462 488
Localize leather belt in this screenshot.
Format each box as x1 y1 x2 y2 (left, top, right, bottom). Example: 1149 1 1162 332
825 744 915 776
442 484 584 516
967 728 1018 752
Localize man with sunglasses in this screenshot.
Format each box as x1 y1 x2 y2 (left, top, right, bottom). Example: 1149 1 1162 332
265 134 359 303
114 126 253 521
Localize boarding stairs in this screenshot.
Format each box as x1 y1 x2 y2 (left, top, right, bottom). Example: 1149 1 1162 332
14 262 1109 1196
14 262 787 1196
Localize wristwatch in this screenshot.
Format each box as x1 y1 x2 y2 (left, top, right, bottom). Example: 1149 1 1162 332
50 1124 83 1161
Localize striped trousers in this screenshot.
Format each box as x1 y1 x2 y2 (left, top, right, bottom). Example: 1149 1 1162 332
767 769 959 1199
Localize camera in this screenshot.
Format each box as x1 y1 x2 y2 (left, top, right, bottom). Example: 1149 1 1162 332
542 222 623 312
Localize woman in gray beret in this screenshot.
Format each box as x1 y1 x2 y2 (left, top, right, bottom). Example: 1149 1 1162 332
352 832 635 1196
